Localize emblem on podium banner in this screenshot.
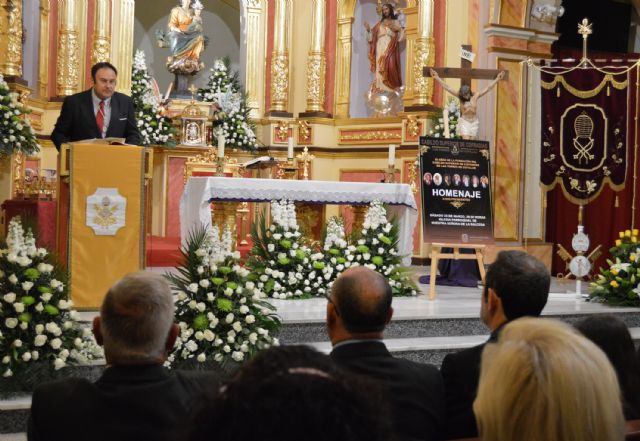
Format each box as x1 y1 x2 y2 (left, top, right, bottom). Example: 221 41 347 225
86 188 127 236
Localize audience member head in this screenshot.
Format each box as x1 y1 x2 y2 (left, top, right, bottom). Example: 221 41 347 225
93 271 178 365
576 314 640 419
189 345 390 441
481 250 550 331
90 62 118 100
326 266 393 344
474 318 625 441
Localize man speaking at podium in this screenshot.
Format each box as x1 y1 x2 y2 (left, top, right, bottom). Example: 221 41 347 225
51 62 141 150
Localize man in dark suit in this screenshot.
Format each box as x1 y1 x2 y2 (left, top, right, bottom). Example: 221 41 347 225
328 267 445 441
28 271 218 441
440 250 550 439
51 62 140 150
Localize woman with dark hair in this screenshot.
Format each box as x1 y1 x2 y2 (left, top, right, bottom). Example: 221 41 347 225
576 314 640 420
189 345 391 441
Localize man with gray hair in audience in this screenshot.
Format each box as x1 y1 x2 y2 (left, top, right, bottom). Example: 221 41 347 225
28 271 218 441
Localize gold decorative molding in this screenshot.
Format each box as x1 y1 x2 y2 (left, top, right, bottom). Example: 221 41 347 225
110 0 135 94
339 128 403 145
413 0 435 105
334 0 356 118
298 120 312 145
404 115 423 141
0 0 24 77
273 120 291 143
270 52 290 111
56 29 80 96
243 0 266 118
269 0 292 113
305 0 326 112
92 0 111 65
38 0 50 97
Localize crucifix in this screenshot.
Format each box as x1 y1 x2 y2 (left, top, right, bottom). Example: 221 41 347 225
424 45 508 140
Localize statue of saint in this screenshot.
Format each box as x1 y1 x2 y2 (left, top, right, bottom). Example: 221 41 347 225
430 68 505 140
365 3 404 92
167 0 206 75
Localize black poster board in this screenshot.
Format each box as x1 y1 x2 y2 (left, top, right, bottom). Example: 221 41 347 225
419 136 494 244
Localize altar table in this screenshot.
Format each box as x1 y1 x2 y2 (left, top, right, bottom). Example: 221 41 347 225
180 177 418 265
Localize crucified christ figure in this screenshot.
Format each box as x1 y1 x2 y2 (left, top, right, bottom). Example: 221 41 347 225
430 68 505 140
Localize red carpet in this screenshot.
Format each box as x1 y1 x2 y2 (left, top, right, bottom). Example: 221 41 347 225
146 236 253 268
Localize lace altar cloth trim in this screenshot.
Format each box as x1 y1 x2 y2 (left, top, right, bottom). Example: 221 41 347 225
180 177 418 265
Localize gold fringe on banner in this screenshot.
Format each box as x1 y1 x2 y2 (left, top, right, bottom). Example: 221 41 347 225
541 74 628 99
615 193 619 207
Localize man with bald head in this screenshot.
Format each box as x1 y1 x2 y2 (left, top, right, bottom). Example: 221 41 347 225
327 267 445 441
28 271 218 441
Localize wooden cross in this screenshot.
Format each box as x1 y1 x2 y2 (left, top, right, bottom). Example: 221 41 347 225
423 45 508 88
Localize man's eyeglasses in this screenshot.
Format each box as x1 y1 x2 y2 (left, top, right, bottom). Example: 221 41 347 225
325 294 340 316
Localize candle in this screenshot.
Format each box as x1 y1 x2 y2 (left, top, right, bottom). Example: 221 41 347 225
218 134 225 158
287 137 294 160
388 144 396 166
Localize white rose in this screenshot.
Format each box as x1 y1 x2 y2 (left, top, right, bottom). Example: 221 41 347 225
225 313 234 324
13 302 24 313
5 318 17 329
50 338 62 349
31 351 39 360
3 369 12 377
53 358 65 370
245 315 256 324
239 305 249 314
203 330 215 342
199 279 210 288
188 283 199 293
8 274 18 284
13 339 22 348
58 300 69 309
35 324 44 334
40 293 52 302
233 321 243 332
197 353 206 362
249 333 258 344
34 335 47 346
223 345 231 353
232 351 244 362
22 352 31 362
3 293 16 303
35 302 44 312
185 341 198 352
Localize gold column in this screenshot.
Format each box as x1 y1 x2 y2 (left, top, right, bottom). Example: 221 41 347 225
243 0 266 118
269 0 292 113
413 0 435 106
304 0 326 113
92 0 111 65
38 0 50 97
334 0 356 118
110 0 135 94
0 0 24 78
56 0 81 96
402 1 417 106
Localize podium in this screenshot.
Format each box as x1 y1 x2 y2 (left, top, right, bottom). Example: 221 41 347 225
58 142 151 309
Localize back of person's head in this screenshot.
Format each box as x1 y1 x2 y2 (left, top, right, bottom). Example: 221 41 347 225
189 345 390 441
474 318 625 441
99 271 175 364
330 266 392 333
484 250 550 320
576 314 640 419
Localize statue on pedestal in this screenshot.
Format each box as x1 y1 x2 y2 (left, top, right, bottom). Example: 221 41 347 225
161 0 207 95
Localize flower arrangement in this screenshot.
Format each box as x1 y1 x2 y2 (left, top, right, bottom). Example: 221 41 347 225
591 229 640 306
198 58 257 151
166 225 280 370
351 201 417 296
0 74 40 156
131 50 177 147
428 98 461 139
320 217 351 290
247 200 327 299
0 217 99 380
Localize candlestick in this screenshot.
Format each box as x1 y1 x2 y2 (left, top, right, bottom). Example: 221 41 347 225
218 134 225 158
388 144 396 166
287 137 295 159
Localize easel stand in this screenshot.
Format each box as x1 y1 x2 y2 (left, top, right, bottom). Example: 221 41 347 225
429 243 486 300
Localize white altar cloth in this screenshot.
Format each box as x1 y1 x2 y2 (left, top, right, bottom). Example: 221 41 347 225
180 177 418 265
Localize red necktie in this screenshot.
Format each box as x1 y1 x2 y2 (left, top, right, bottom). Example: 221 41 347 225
96 100 105 136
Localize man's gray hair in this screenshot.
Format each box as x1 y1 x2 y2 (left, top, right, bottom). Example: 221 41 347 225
100 271 175 363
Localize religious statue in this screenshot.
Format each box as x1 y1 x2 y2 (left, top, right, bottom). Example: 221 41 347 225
166 0 206 76
430 68 505 140
365 3 404 93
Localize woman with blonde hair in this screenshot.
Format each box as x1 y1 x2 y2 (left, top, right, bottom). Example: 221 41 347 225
474 317 625 441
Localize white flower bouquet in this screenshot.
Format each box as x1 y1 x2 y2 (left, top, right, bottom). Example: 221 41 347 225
247 200 324 299
166 225 280 370
131 50 177 147
0 217 99 384
350 201 417 296
198 57 257 152
319 217 352 290
0 75 40 156
428 98 461 139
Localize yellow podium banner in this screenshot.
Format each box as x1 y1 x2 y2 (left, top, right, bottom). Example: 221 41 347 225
68 143 146 308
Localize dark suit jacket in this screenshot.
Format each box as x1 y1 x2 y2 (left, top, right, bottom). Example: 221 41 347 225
440 325 504 440
331 340 445 441
51 89 141 150
27 364 218 441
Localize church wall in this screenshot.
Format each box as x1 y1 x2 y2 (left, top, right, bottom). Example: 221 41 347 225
133 0 241 91
23 0 41 90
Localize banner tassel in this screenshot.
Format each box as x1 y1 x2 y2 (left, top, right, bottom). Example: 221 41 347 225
615 194 619 208
607 84 611 96
557 86 560 98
